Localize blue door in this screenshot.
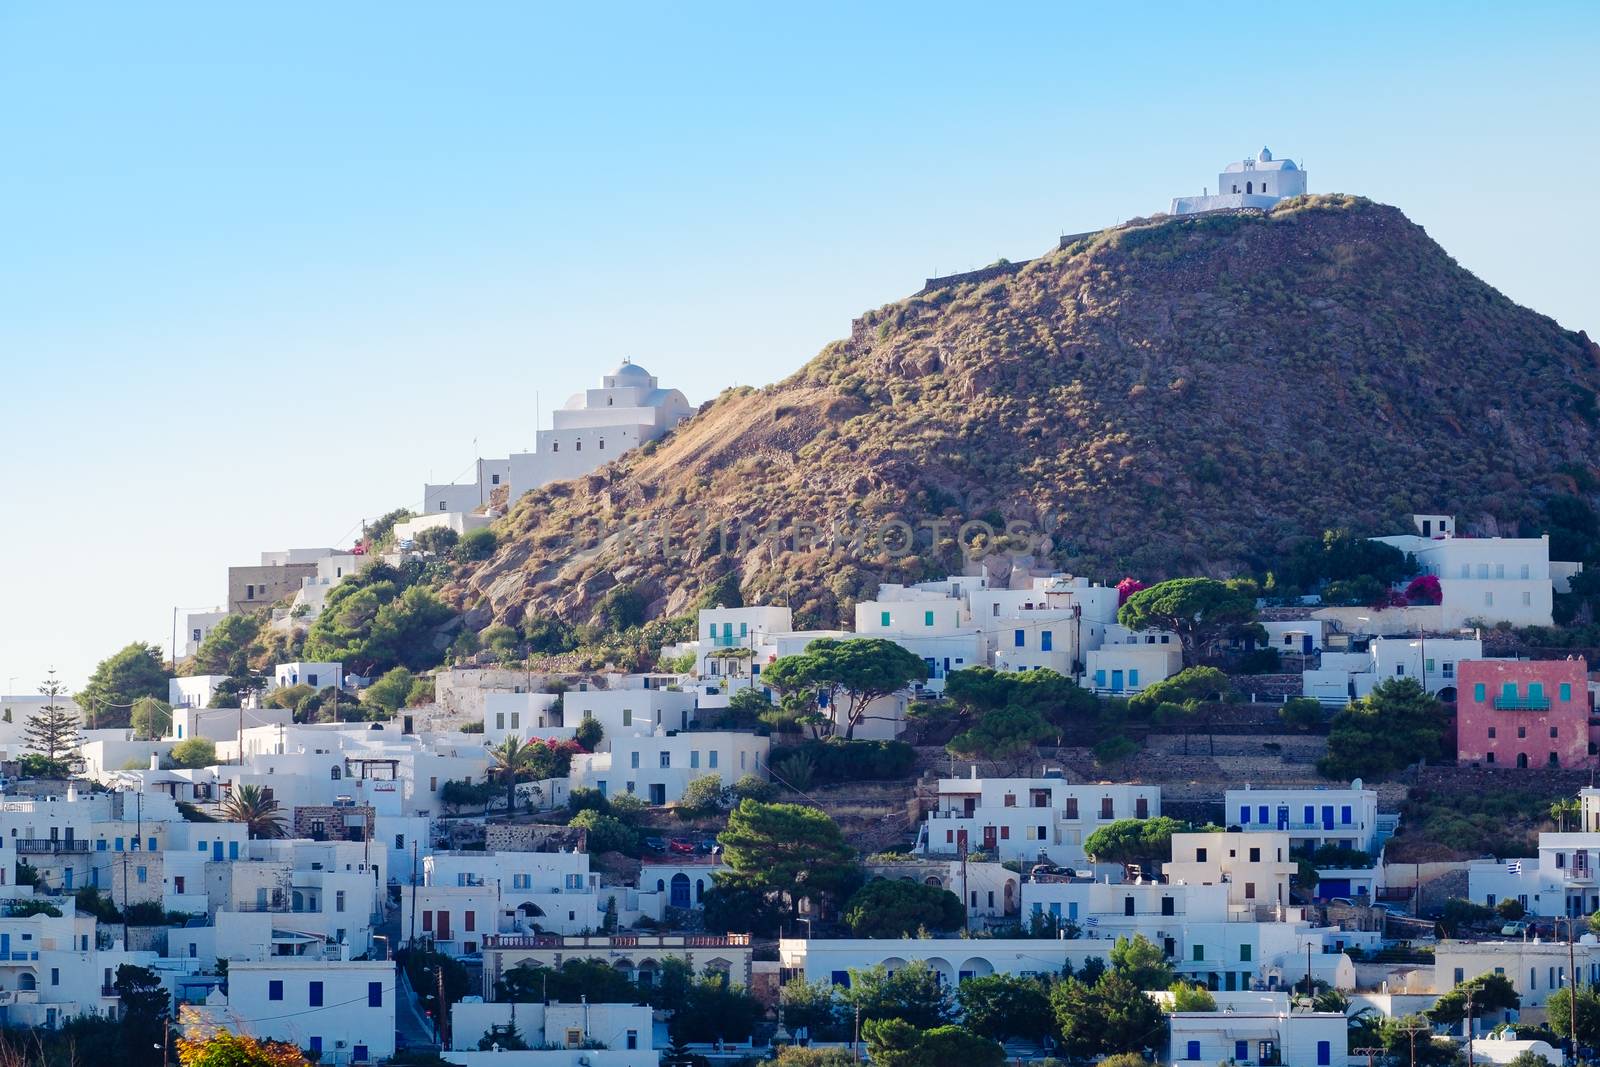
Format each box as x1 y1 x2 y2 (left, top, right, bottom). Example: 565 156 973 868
1303 635 1314 654
1111 670 1124 693
213 842 223 861
1320 878 1351 900
670 874 691 909
1276 806 1289 831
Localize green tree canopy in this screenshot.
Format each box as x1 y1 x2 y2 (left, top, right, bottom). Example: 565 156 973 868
1428 972 1520 1024
77 643 170 728
303 570 456 674
841 961 953 1030
495 958 637 1002
1167 980 1217 1012
362 666 415 714
842 878 964 938
1050 970 1165 1060
947 704 1053 768
1109 934 1174 990
863 1021 1005 1067
1117 578 1257 665
1084 817 1193 875
1544 985 1600 1048
130 697 173 740
955 973 1053 1042
1318 677 1450 780
1127 666 1233 712
763 638 929 740
716 800 860 917
168 737 217 769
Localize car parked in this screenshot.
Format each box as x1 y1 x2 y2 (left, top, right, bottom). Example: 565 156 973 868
643 837 667 852
668 838 696 854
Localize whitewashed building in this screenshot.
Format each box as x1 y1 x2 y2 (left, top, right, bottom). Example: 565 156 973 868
1171 147 1308 215
916 772 1160 867
185 959 396 1064
506 361 694 501
1166 990 1345 1066
569 731 768 806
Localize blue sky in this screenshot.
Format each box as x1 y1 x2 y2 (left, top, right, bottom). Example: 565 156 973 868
1 1 1596 692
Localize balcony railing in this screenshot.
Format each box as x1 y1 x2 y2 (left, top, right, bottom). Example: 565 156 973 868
15 839 89 853
1496 696 1552 711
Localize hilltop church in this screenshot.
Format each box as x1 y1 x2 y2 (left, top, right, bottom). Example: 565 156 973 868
1170 147 1307 215
422 359 693 515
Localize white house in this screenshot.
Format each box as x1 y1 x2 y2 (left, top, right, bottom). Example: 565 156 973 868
569 732 768 806
424 457 514 516
1435 936 1600 1010
482 692 564 744
1303 635 1485 705
562 688 696 739
916 771 1161 867
1164 832 1296 911
185 959 395 1064
272 662 341 692
506 361 694 501
1165 990 1345 1067
1083 642 1183 696
1225 781 1396 900
1467 816 1600 919
177 608 229 661
392 510 491 549
1370 514 1576 629
169 675 229 710
1171 147 1308 215
448 1000 654 1060
282 554 368 624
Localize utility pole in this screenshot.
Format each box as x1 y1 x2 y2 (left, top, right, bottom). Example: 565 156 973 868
1304 942 1313 1002
1395 1017 1430 1067
1465 986 1475 1067
1560 915 1580 1065
437 965 448 1047
409 841 420 945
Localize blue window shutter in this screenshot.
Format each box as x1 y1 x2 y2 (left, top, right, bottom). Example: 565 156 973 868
1014 629 1025 647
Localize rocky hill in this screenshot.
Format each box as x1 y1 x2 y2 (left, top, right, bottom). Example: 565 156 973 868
447 195 1600 632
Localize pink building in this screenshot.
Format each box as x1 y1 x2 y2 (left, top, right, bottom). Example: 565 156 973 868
1456 658 1592 768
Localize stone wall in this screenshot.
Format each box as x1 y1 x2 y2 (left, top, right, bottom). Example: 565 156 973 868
916 258 1031 296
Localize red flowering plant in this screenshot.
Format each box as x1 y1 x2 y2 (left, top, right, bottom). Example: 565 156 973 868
1403 574 1443 605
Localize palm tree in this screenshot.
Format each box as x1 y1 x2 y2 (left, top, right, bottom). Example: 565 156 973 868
221 784 287 839
489 737 539 818
1550 798 1581 832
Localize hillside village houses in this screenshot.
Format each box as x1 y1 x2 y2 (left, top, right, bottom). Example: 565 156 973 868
12 503 1597 1064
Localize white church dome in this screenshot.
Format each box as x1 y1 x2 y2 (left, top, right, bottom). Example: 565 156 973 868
610 360 652 381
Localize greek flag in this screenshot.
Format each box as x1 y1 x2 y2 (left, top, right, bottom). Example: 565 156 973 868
1085 916 1099 927
1507 861 1523 875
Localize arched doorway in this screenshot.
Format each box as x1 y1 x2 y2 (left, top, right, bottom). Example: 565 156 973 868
1518 753 1530 768
1246 181 1253 194
1438 686 1458 704
670 873 691 909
